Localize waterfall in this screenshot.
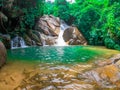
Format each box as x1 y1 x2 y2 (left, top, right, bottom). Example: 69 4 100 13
11 36 27 49
55 21 69 46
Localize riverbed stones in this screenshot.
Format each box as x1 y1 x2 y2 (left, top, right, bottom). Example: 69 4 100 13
62 83 93 90
0 41 6 67
95 54 120 67
2 53 120 90
78 54 120 89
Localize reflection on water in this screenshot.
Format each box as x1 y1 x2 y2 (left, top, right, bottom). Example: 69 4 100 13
0 46 120 90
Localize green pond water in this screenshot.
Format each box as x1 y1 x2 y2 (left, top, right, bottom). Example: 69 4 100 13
7 46 119 64
1 46 120 90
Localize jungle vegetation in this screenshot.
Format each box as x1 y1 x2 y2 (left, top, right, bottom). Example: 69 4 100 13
0 0 120 50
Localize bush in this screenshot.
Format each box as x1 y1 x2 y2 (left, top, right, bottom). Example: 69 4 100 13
104 38 115 49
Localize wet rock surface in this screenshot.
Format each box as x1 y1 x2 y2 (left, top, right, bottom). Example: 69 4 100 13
34 15 87 46
24 30 42 46
23 15 60 46
1 53 120 90
78 54 120 89
35 15 60 45
13 54 120 90
14 64 93 90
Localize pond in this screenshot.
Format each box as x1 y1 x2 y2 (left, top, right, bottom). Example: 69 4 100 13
7 46 118 63
0 46 120 90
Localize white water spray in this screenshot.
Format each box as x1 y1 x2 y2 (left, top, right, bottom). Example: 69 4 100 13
11 36 27 49
55 21 69 46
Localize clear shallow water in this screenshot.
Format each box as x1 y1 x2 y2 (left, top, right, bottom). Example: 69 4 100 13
1 46 120 90
7 46 116 64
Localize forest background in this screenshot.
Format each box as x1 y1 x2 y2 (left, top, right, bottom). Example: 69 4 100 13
0 0 120 50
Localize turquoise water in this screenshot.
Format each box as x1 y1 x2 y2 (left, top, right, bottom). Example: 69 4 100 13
2 46 120 90
7 46 117 64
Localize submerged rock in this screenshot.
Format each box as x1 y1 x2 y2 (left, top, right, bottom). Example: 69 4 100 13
78 54 120 89
0 41 6 67
95 54 120 67
3 52 120 90
41 85 57 90
62 83 93 90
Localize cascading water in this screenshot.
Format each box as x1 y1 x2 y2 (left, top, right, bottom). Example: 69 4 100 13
11 36 27 49
55 21 69 46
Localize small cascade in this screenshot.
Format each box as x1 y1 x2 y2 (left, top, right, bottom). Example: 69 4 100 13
55 21 69 46
11 36 27 49
42 40 46 46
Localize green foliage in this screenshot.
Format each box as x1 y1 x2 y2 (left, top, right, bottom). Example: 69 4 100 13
43 0 120 50
44 1 54 15
54 0 70 21
104 38 115 49
20 7 40 29
44 0 71 23
4 0 45 36
68 0 120 50
1 0 120 50
17 0 45 35
0 0 45 36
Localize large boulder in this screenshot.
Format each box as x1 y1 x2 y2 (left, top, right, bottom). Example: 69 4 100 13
40 33 57 45
35 15 87 46
35 15 60 36
35 15 60 45
0 41 6 67
63 27 87 45
0 34 11 49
